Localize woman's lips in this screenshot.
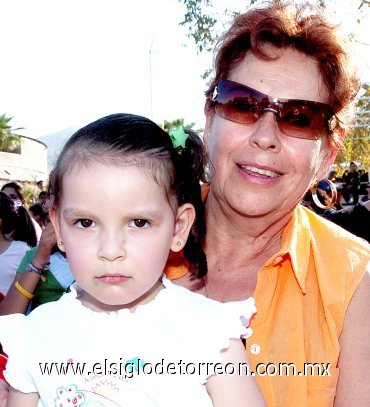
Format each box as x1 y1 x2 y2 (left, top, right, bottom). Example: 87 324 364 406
238 164 281 178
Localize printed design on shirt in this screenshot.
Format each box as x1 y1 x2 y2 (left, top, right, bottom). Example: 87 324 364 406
54 384 85 406
54 383 120 406
52 355 161 406
54 383 159 406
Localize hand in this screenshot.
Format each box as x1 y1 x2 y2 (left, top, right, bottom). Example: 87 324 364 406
32 222 57 267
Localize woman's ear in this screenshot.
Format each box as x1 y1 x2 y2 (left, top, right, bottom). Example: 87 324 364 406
49 208 65 252
170 203 196 252
316 145 338 180
203 99 213 146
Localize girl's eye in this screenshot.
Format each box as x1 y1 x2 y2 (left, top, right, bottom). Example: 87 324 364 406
75 219 95 228
128 219 149 228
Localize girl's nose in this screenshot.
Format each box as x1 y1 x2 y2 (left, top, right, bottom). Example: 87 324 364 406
98 232 126 262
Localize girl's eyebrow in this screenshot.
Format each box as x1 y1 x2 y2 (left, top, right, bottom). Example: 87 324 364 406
63 208 165 220
62 208 95 218
126 210 164 219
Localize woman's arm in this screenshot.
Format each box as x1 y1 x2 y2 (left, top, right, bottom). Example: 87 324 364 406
206 338 266 407
7 387 39 407
334 265 370 406
0 223 56 315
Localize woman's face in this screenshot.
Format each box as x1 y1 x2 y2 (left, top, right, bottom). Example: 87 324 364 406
204 48 337 218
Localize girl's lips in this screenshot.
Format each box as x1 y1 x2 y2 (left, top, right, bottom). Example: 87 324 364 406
97 275 131 284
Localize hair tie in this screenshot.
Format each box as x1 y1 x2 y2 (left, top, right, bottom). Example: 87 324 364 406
169 126 188 149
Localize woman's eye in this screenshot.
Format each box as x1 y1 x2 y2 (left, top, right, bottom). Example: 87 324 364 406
129 219 149 228
75 219 95 228
284 108 311 128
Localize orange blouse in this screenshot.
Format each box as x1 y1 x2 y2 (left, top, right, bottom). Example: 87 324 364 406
165 203 370 406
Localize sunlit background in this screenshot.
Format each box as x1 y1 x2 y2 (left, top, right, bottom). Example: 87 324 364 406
1 0 369 139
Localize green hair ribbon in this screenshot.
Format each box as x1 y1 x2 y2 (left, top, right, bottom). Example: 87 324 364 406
169 125 188 149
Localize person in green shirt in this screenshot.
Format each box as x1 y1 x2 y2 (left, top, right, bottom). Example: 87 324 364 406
0 222 73 315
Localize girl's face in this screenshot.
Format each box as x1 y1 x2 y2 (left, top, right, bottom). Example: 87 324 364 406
204 48 337 219
51 162 194 312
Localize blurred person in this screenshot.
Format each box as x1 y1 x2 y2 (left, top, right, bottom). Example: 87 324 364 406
360 182 370 203
342 161 360 204
325 197 370 242
359 171 369 195
1 182 41 242
37 191 48 206
0 193 34 295
0 222 73 315
29 203 47 229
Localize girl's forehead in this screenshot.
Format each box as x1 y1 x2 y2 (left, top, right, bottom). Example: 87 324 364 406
59 161 176 211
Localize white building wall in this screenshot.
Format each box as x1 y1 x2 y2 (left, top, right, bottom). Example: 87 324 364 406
0 136 48 185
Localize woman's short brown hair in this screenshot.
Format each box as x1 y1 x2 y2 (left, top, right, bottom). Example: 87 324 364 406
206 1 361 144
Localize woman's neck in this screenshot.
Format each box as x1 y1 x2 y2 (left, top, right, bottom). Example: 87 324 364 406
204 192 292 262
198 195 294 301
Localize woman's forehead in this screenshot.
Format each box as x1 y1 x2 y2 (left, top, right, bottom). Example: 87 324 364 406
229 48 329 104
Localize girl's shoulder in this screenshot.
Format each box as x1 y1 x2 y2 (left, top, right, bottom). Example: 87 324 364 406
160 277 256 380
162 276 256 337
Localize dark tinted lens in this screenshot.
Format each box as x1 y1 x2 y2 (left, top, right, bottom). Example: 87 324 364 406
214 81 265 124
279 103 329 139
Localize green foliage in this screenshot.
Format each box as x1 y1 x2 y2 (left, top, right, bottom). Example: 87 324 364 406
179 0 217 53
359 0 370 8
0 114 22 153
178 0 323 53
178 0 368 54
162 118 203 133
23 186 36 207
335 86 370 169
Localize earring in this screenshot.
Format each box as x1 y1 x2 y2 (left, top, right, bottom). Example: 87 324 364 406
311 179 337 209
176 241 182 247
204 159 215 183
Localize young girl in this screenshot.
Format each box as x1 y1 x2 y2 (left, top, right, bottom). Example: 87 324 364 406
0 113 265 407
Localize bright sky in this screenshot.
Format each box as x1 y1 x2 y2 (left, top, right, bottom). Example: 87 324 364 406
1 0 369 139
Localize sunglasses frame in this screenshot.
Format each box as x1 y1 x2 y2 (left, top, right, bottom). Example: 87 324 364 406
210 79 337 140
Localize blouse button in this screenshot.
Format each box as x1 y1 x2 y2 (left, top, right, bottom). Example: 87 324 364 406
273 256 283 265
250 343 261 355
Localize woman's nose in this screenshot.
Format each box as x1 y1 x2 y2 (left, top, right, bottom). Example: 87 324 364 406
248 112 282 152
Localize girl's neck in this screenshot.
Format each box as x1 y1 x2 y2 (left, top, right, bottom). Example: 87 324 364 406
0 234 12 255
77 279 165 314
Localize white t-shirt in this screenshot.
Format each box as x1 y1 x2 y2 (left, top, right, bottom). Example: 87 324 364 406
0 240 30 295
0 277 256 407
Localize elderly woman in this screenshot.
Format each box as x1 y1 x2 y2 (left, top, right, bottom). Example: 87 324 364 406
166 2 370 406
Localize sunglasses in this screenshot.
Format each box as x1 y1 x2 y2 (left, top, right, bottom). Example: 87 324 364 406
210 79 337 140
